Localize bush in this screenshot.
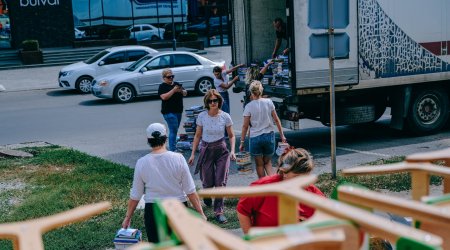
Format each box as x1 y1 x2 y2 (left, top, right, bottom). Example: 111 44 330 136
109 28 131 39
21 40 39 51
177 32 198 42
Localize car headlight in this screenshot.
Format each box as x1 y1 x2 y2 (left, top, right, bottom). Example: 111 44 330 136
60 71 72 77
98 80 109 87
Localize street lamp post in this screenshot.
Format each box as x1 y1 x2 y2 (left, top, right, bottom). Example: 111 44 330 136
130 0 135 39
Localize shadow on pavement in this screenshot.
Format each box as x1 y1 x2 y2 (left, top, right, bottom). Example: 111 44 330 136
78 95 161 106
46 89 80 96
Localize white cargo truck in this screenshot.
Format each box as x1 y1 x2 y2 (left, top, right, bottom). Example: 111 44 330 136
231 0 450 134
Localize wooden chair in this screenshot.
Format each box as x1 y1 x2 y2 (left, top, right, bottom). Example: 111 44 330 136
341 161 450 201
336 183 450 249
197 175 443 250
0 202 111 250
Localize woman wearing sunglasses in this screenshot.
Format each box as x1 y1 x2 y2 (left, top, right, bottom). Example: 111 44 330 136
240 80 286 178
236 147 324 234
188 89 236 224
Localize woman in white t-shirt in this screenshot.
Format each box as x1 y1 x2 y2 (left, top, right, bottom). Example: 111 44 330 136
188 89 236 224
240 81 286 178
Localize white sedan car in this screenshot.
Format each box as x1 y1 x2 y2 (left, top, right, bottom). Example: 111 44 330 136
58 45 158 93
128 24 165 41
92 51 224 103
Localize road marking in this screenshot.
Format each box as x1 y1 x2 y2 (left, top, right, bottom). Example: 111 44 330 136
336 146 391 157
0 84 5 92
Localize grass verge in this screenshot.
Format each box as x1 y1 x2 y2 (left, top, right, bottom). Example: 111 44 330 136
0 146 443 249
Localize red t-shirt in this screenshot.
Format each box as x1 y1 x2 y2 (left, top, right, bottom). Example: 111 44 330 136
236 175 325 227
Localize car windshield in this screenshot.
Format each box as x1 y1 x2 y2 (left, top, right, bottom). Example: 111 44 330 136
84 50 109 64
125 55 152 71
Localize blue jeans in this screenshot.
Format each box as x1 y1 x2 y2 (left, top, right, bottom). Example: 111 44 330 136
219 91 230 114
249 132 275 156
163 113 182 151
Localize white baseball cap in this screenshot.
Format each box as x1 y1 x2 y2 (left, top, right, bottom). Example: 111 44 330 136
146 123 167 138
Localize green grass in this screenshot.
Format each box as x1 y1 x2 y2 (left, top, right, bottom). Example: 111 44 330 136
0 147 444 249
0 146 138 250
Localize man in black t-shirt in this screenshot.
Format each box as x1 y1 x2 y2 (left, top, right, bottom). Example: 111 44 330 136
158 68 187 151
272 17 290 59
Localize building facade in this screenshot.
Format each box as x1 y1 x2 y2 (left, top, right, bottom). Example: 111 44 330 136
1 0 229 49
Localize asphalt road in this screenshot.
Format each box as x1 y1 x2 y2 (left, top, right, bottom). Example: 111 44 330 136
1 46 450 187
1 87 450 186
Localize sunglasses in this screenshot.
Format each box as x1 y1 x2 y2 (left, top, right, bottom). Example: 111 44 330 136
207 99 219 104
165 75 175 79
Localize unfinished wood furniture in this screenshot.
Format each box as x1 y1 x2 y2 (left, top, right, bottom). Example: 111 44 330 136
198 175 443 250
0 202 111 250
128 199 359 250
406 147 450 194
337 183 450 249
342 161 450 201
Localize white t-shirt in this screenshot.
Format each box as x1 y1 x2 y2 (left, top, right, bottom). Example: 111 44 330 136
196 110 233 142
130 151 196 203
243 98 275 137
213 71 228 93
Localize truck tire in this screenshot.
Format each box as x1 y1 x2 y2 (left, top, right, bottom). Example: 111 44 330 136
406 88 449 135
321 105 376 126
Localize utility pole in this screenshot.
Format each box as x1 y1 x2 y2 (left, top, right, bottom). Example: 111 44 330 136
171 0 177 50
328 0 337 179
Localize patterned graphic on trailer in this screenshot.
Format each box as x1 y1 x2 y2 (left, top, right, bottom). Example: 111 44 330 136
358 0 450 79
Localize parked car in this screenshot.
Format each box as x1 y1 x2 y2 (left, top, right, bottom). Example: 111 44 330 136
59 45 158 93
74 27 86 39
91 51 224 103
128 24 165 41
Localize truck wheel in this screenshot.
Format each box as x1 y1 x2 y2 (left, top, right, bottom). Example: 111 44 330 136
114 84 135 103
407 88 449 135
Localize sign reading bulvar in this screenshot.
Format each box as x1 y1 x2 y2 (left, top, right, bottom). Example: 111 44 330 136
9 0 72 48
20 0 60 7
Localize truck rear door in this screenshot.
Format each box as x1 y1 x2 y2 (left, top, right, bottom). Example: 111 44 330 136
293 0 358 90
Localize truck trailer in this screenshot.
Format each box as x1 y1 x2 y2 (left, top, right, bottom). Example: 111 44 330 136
231 0 450 134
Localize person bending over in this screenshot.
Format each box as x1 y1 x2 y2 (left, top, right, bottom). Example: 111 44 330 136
236 147 324 234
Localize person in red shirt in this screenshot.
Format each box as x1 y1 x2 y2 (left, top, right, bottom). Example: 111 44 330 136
236 147 324 234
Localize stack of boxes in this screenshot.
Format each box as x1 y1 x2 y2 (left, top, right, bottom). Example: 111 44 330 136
270 55 290 87
176 105 205 151
237 56 291 88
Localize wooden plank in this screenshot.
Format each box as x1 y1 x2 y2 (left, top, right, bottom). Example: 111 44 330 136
0 202 111 250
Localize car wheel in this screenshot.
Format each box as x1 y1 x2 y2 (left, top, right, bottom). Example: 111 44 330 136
76 76 93 94
151 35 160 40
406 88 449 135
195 77 213 95
114 84 135 103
